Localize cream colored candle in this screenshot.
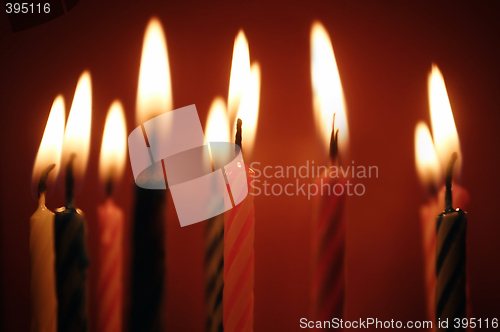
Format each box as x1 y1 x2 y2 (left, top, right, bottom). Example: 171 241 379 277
30 191 58 332
30 96 65 332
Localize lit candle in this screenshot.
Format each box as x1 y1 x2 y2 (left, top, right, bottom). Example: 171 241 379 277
223 30 260 332
30 95 65 332
130 17 172 332
205 97 230 332
427 65 470 331
97 101 127 332
54 71 92 331
310 21 349 322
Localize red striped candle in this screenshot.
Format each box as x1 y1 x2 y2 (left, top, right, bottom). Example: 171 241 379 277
310 21 350 322
97 198 124 332
223 167 255 332
97 101 127 332
311 123 346 321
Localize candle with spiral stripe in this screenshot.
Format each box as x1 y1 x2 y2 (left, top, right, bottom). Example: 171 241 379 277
223 166 255 332
436 153 467 331
426 65 472 331
54 71 92 332
223 119 256 332
205 214 225 332
204 98 230 332
310 21 350 321
97 101 127 332
311 115 346 321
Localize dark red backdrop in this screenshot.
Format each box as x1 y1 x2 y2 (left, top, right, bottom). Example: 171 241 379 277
1 1 499 331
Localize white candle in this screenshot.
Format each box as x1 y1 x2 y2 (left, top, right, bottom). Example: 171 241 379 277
30 95 65 332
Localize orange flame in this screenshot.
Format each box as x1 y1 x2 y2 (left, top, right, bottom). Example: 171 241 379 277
136 17 173 125
414 121 441 189
228 30 260 157
61 71 92 181
99 101 127 185
428 65 462 178
311 21 349 156
32 95 65 195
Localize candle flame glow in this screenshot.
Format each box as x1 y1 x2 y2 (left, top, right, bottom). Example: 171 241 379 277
205 97 230 143
62 71 92 181
414 121 441 189
311 21 349 156
234 63 260 157
428 64 462 178
227 30 260 157
228 30 251 127
99 101 127 185
136 17 173 125
32 95 65 196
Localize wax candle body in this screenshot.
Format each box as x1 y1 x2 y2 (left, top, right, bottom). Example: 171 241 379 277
223 168 254 332
311 175 346 322
436 207 467 331
97 198 124 332
130 187 166 332
30 193 58 332
205 213 224 332
54 205 90 331
421 184 470 330
420 196 440 330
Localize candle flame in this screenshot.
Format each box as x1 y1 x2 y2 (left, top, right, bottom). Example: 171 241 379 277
32 95 65 196
62 71 92 181
428 65 462 178
234 63 260 157
99 101 127 185
205 97 230 143
228 30 251 127
311 21 349 156
414 121 441 189
136 17 173 125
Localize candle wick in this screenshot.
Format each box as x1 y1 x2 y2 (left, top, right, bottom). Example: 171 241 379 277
106 178 113 197
329 113 339 163
235 118 243 154
445 152 458 212
38 164 55 199
66 153 76 207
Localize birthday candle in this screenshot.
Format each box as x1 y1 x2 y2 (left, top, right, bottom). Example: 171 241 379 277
54 71 92 332
130 17 172 332
97 101 127 332
223 119 256 332
310 21 349 321
223 30 260 332
436 153 467 330
205 98 230 332
30 96 65 332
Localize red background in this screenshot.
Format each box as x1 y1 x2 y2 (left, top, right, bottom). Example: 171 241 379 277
1 1 499 331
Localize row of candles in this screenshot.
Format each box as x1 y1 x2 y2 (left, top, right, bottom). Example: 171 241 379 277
30 16 468 332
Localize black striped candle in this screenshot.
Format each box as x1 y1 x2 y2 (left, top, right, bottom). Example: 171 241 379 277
205 214 224 332
54 155 90 332
436 152 467 331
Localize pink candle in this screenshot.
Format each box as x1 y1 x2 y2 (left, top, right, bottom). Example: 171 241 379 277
310 21 350 321
223 164 255 332
96 101 127 332
223 29 260 332
97 198 124 332
311 174 346 321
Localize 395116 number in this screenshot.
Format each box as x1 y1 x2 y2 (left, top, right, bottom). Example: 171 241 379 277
454 318 499 329
5 3 50 14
